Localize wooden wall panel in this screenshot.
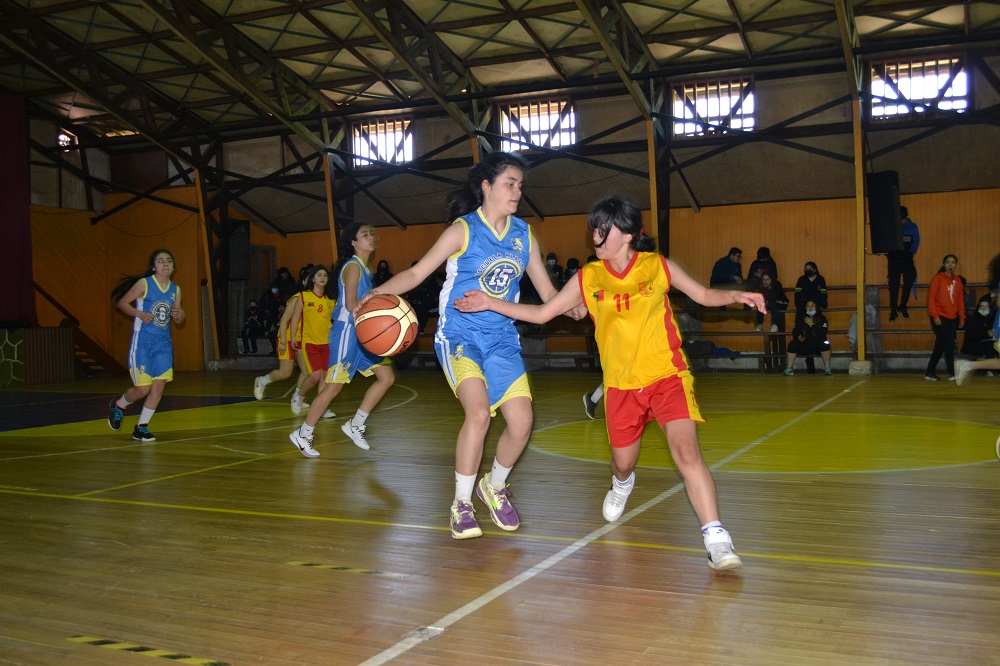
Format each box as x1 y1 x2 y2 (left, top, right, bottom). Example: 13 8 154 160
32 188 998 369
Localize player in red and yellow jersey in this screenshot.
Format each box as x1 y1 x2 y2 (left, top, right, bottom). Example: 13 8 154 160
288 266 336 414
455 195 764 571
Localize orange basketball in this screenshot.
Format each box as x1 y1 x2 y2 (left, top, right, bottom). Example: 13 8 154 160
354 294 419 357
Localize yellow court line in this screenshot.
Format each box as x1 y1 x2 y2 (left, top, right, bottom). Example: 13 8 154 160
2 487 997 580
67 387 583 497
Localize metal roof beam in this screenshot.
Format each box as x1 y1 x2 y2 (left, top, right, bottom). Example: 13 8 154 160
133 0 345 164
342 0 484 138
0 0 205 166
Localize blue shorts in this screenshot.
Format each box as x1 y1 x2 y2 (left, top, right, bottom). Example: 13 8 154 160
325 319 386 384
434 323 530 415
129 332 173 386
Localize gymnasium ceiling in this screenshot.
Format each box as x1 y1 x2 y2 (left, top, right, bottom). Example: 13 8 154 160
2 0 1000 233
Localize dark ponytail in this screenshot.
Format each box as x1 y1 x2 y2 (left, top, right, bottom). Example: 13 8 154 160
446 152 527 222
110 248 174 303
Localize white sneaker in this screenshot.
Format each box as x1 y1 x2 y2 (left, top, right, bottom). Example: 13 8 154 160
954 359 972 386
770 324 778 332
253 376 266 400
704 527 743 570
321 410 336 419
602 481 633 522
289 429 319 458
341 421 370 450
996 434 1000 459
291 394 304 415
754 324 763 332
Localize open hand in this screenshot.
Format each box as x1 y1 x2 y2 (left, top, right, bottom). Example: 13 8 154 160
454 290 491 313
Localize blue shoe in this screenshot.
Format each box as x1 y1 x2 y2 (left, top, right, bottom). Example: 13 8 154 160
107 400 124 431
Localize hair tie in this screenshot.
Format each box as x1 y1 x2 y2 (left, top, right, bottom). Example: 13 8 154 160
638 229 644 238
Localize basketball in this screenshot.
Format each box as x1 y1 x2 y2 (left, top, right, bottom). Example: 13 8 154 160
355 294 419 357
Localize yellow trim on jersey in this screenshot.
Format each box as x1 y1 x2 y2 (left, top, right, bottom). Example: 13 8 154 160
450 218 471 261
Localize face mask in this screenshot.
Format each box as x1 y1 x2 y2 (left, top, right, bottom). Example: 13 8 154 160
979 308 991 316
805 269 816 276
806 310 816 316
547 259 555 266
271 288 279 294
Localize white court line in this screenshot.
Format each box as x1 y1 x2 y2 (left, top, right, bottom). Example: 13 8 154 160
359 378 868 666
0 385 418 462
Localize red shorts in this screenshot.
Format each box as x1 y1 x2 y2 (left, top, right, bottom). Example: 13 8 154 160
605 374 704 448
302 343 329 374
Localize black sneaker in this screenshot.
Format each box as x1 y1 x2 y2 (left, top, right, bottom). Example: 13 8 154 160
889 310 898 322
107 400 124 431
132 425 156 442
899 306 909 319
582 393 597 420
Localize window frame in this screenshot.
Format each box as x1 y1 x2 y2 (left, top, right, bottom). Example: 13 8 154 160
670 75 756 139
497 97 577 153
866 53 970 122
350 115 414 169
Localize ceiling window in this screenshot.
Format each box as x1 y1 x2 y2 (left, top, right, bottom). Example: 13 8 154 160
869 55 968 120
672 76 755 138
352 116 413 168
499 98 576 152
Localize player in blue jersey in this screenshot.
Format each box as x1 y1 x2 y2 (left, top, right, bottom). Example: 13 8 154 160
360 152 584 539
106 249 185 442
288 222 396 458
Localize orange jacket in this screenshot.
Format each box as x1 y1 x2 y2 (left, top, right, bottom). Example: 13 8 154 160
926 272 964 324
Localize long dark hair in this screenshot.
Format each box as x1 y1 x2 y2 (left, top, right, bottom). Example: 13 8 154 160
110 248 174 303
446 151 527 222
986 252 1000 288
587 195 656 252
336 221 374 276
304 264 334 299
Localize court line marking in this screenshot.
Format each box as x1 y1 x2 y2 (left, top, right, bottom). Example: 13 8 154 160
1 485 996 580
357 378 870 665
0 385 419 462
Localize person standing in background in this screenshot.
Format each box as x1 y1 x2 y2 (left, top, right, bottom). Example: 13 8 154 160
924 254 964 381
887 206 920 321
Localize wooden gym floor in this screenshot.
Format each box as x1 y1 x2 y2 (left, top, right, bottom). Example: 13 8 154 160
0 367 998 665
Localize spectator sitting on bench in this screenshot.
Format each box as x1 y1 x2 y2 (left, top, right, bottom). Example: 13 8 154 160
784 300 832 376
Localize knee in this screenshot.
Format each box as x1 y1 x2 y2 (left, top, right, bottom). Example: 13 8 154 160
464 408 492 435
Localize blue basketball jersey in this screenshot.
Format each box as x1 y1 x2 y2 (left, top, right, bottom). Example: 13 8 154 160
327 256 382 382
134 276 179 336
128 276 179 384
333 256 373 325
437 209 533 337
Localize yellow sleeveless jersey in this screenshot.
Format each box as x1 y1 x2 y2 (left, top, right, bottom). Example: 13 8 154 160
299 290 335 345
579 252 689 389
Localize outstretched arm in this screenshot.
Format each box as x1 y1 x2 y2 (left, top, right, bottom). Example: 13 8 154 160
667 259 766 312
455 276 585 324
364 223 465 303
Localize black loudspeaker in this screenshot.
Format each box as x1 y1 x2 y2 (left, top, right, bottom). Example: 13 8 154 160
866 171 902 254
228 220 250 280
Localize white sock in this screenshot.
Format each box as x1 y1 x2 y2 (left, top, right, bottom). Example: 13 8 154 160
591 386 604 402
701 520 723 535
293 388 302 399
455 472 476 502
613 471 635 492
299 423 315 437
139 407 155 425
489 459 512 487
352 409 370 427
258 374 271 386
117 395 132 408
